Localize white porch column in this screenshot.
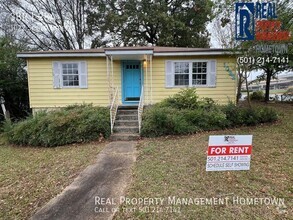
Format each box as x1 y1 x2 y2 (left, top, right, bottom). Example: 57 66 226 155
106 55 115 104
150 55 153 104
106 55 111 104
111 56 114 91
145 55 148 105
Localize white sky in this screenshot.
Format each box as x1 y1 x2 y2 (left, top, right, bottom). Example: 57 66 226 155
207 22 263 81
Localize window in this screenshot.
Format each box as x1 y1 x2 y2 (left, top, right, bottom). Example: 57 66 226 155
192 62 207 85
174 61 207 86
165 60 216 88
53 61 88 89
126 64 139 69
174 62 189 86
62 63 79 87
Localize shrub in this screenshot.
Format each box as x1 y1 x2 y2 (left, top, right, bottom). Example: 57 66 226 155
222 104 278 127
284 87 293 95
221 103 245 126
141 105 229 137
160 88 219 111
250 91 264 101
257 107 278 123
141 89 279 137
183 108 228 130
242 108 261 126
0 122 3 133
160 88 199 110
3 104 110 147
141 106 199 137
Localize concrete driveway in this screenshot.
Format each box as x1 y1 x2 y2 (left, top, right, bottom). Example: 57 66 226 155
32 141 137 220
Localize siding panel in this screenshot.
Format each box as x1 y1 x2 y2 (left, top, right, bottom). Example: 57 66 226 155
28 57 119 108
28 55 236 109
143 56 236 105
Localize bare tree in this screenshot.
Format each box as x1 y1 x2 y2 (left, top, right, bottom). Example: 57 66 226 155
0 0 88 50
212 18 237 49
212 0 238 48
212 0 245 104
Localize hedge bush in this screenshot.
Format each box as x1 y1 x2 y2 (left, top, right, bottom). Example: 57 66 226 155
222 103 278 126
141 89 279 137
250 91 264 101
3 104 110 147
159 88 200 110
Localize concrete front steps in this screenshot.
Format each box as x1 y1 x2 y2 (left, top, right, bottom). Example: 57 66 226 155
110 106 140 141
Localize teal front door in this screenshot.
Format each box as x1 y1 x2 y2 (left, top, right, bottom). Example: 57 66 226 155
122 61 142 104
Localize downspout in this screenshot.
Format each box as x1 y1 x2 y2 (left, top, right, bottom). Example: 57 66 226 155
145 56 148 105
150 55 153 105
106 55 111 104
111 56 114 93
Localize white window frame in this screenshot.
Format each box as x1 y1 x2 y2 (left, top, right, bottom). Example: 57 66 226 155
173 60 209 88
53 61 88 89
191 61 209 86
174 61 190 86
60 62 81 88
166 59 216 88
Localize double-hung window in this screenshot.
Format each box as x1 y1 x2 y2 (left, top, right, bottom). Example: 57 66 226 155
174 62 189 86
192 62 207 85
166 60 216 88
52 61 88 89
62 63 79 87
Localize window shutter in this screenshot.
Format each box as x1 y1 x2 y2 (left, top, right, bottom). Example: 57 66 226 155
208 60 216 87
52 61 61 88
165 61 173 88
79 61 88 88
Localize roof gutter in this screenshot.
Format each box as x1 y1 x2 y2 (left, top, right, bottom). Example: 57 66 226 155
17 50 239 58
17 53 105 58
154 51 237 56
105 50 153 56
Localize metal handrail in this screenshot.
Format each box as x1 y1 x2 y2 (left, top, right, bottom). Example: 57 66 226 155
138 86 144 134
110 87 119 134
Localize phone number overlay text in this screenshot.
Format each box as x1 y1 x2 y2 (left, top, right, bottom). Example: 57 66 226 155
237 56 289 65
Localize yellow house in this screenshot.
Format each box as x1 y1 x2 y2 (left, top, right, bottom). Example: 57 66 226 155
18 46 237 138
17 46 236 109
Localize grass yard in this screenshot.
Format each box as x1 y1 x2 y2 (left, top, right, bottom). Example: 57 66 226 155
0 141 107 219
115 103 292 220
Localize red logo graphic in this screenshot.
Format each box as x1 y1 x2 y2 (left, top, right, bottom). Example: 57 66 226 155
256 20 290 41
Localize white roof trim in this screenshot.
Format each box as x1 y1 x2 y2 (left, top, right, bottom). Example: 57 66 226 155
154 51 235 56
105 50 153 56
17 50 237 58
17 53 105 58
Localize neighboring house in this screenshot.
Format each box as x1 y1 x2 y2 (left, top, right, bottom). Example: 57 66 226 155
17 46 237 113
245 73 293 92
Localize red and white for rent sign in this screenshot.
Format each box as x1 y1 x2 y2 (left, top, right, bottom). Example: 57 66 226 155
206 135 253 171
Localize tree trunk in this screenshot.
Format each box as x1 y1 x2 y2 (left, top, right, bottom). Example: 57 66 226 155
265 71 272 102
236 73 243 104
245 70 251 108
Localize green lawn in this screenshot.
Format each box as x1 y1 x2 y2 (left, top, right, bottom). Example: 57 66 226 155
115 103 292 220
0 141 106 219
269 89 287 94
0 103 292 220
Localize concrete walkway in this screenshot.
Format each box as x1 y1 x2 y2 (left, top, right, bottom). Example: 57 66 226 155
32 141 137 220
